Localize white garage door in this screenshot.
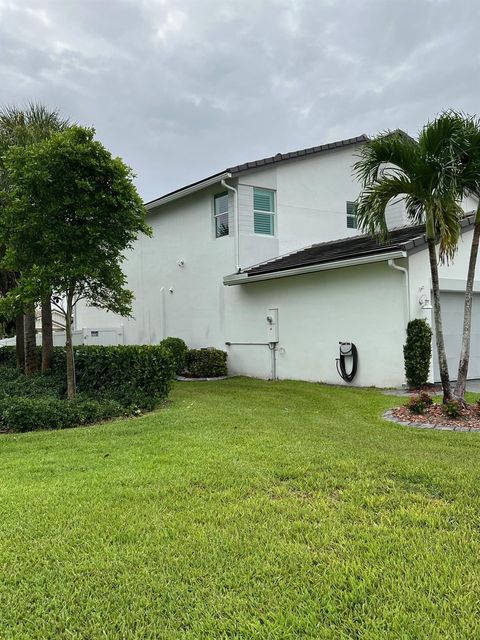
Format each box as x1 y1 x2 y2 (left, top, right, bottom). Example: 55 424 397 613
433 292 480 381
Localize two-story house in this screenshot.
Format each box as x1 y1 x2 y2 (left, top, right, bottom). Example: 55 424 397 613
76 135 479 387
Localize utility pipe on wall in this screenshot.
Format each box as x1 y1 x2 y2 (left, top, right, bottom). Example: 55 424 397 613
225 341 278 381
388 259 410 328
221 179 240 272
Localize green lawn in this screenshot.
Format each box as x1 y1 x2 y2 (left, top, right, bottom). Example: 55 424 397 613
1 378 480 639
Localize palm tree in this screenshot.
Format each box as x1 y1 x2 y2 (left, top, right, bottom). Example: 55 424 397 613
354 117 467 402
449 115 480 400
0 103 69 374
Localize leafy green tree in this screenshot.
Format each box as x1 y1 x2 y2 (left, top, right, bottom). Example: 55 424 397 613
354 117 466 403
0 126 151 398
0 103 69 373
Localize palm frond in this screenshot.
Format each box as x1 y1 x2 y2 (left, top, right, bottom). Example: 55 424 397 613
353 130 419 186
0 103 70 149
433 198 463 263
419 112 471 199
356 175 424 239
453 114 480 199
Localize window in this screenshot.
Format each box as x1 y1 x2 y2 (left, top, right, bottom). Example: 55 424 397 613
254 188 275 235
214 192 229 238
346 201 358 229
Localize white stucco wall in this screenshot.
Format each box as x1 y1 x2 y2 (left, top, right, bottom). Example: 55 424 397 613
408 228 478 316
224 261 406 387
406 227 478 382
75 142 412 387
236 146 407 268
76 186 236 348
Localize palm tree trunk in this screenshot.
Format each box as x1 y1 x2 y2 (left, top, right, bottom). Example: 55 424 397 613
15 315 24 371
65 295 76 399
428 238 452 402
24 309 37 376
41 295 54 373
454 211 480 401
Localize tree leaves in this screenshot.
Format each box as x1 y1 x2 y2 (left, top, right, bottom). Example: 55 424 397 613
0 125 151 317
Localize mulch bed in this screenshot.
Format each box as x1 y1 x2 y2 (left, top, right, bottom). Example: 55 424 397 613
386 402 480 432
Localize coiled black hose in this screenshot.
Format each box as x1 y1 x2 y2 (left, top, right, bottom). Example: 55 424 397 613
336 342 358 382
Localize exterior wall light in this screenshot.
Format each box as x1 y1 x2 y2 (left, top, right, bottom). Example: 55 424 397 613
419 287 432 310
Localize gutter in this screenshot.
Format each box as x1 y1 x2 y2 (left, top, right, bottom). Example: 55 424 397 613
388 259 410 328
223 250 407 285
145 172 232 210
221 179 240 272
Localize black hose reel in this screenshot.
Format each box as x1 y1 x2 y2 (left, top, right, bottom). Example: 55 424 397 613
336 342 358 383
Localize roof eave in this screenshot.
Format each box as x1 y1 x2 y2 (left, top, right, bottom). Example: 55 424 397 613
144 134 370 209
223 250 408 286
145 172 232 210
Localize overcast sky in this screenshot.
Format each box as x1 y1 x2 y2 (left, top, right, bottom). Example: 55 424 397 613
0 0 479 201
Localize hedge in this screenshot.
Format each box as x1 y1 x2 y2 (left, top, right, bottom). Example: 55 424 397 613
0 344 176 408
0 344 177 432
403 319 432 388
186 348 227 378
72 345 175 403
0 367 61 399
0 396 125 432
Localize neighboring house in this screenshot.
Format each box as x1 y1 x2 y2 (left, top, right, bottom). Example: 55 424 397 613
34 307 66 333
76 135 479 387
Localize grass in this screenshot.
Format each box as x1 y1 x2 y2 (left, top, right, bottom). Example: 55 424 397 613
1 378 480 639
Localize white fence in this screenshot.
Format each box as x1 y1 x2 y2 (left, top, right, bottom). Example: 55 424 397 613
0 327 124 348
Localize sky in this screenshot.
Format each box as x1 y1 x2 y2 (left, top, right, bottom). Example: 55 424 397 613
0 0 479 202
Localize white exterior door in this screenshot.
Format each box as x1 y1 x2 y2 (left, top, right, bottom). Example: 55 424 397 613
433 291 480 381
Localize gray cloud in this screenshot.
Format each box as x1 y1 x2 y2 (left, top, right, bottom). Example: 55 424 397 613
0 0 479 200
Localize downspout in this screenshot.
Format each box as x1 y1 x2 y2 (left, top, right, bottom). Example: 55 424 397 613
388 259 410 328
221 179 240 272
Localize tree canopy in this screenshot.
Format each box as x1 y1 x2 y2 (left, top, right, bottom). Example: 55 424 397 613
0 125 151 396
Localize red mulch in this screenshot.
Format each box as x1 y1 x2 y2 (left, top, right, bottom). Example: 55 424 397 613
393 402 480 430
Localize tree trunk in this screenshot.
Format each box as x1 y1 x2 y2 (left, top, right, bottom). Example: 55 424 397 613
428 238 452 403
15 315 24 371
41 295 54 373
65 296 76 399
454 212 480 401
24 309 37 376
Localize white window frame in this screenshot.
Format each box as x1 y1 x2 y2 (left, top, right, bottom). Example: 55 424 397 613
346 201 358 229
253 188 276 236
213 192 229 238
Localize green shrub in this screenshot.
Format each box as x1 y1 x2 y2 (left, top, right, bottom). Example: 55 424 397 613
0 346 18 368
186 348 227 378
403 319 432 388
0 397 65 432
0 368 62 399
0 367 25 384
73 345 175 401
0 396 125 432
0 345 175 431
104 385 158 412
407 394 429 415
443 400 462 419
159 337 188 374
0 345 175 399
0 345 62 376
418 391 433 406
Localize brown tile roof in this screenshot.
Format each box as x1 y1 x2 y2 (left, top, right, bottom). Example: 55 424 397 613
145 134 369 207
241 214 476 278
